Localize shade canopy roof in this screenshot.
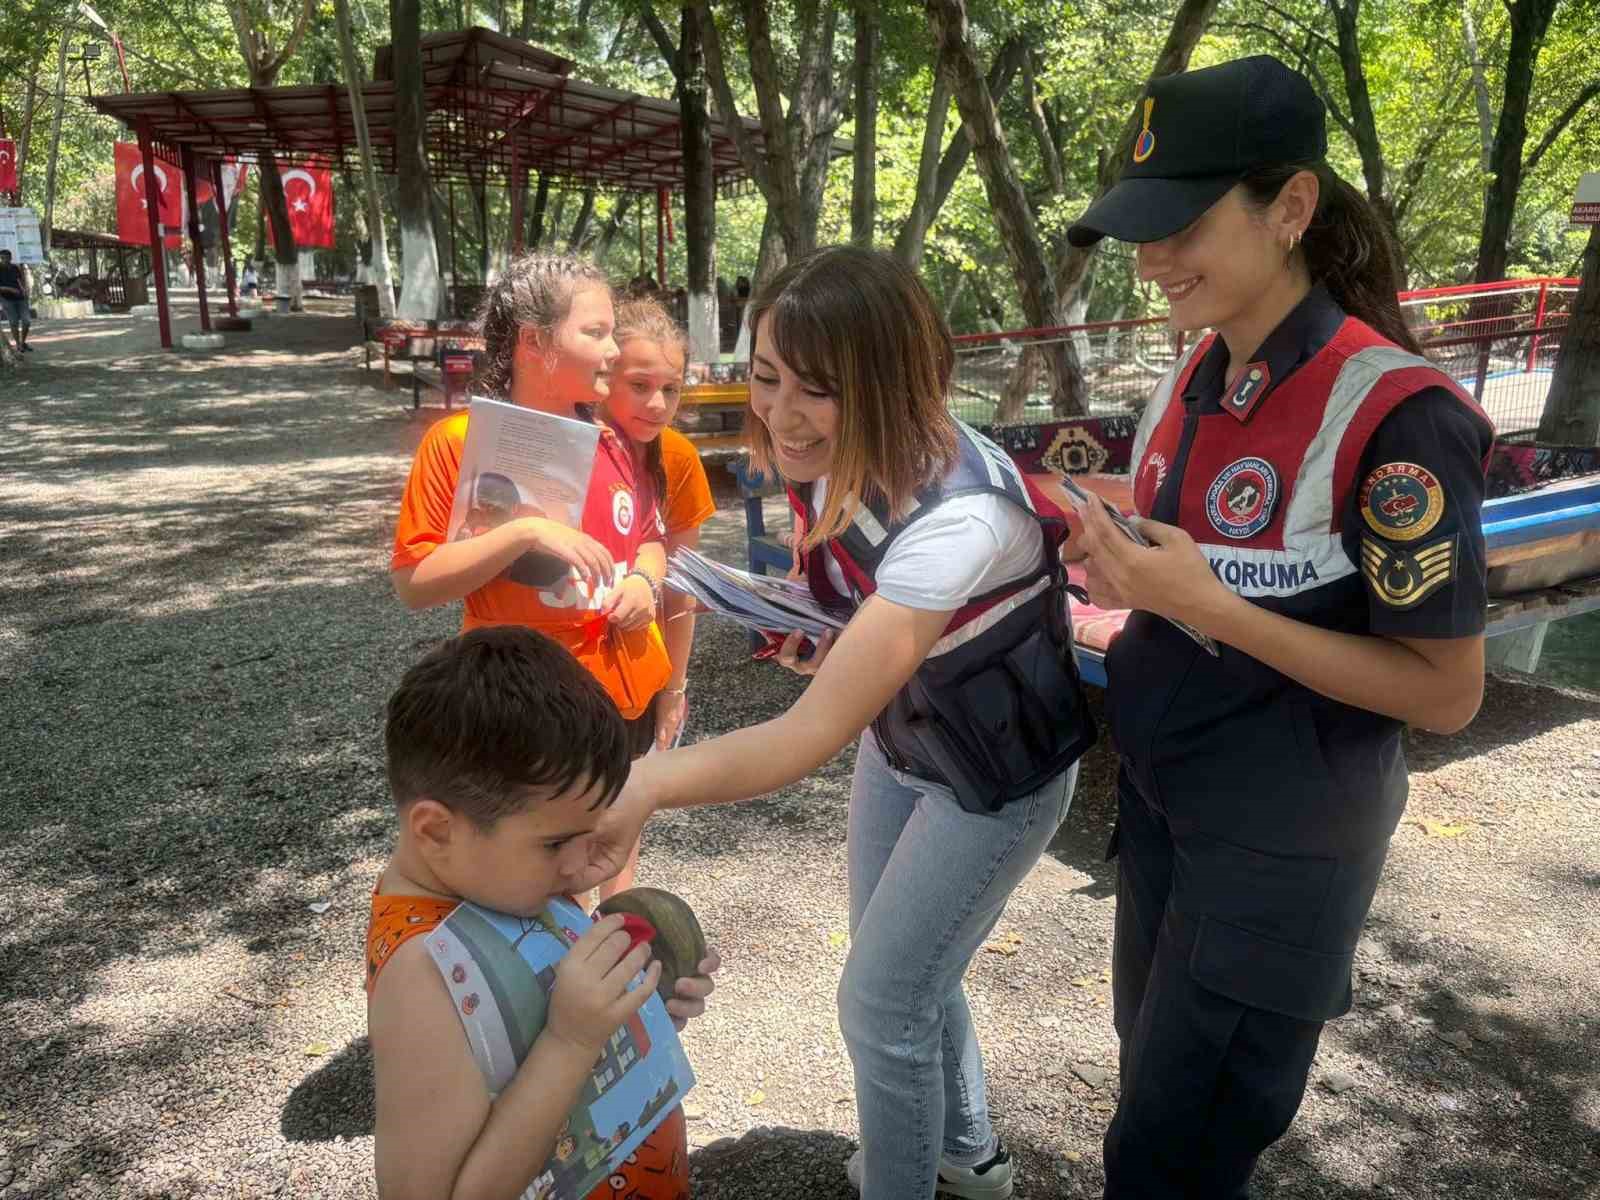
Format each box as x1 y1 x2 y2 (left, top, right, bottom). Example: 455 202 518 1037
87 26 844 192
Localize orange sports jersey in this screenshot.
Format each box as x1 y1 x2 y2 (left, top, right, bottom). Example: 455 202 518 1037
365 893 690 1200
659 427 715 538
391 409 671 718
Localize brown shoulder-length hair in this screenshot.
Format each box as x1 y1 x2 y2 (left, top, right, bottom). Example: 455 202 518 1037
745 246 959 550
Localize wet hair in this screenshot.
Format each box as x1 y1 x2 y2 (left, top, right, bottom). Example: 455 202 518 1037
745 246 959 549
1240 162 1421 354
384 626 631 828
612 296 689 507
475 252 612 397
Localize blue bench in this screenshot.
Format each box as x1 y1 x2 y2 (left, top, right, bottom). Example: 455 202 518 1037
726 459 794 651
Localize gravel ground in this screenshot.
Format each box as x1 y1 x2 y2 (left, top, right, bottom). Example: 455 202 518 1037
2 301 1597 1199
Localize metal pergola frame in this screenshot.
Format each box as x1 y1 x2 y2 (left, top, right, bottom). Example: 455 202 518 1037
86 27 839 348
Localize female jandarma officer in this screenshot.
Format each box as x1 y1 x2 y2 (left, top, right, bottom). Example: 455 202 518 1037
1065 56 1495 1198
577 246 1096 1199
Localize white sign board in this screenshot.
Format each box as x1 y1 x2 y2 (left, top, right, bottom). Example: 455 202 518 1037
1572 173 1600 227
0 207 45 263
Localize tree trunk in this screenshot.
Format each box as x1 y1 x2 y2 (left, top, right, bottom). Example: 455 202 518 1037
392 0 442 319
893 36 1025 270
1472 0 1560 284
41 34 70 253
472 175 489 279
894 57 953 270
566 187 596 250
850 0 879 247
1051 0 1217 312
1327 0 1400 251
594 191 634 259
1023 49 1064 196
698 0 838 263
924 0 1084 416
1536 225 1600 444
259 150 304 309
1461 0 1495 173
529 172 551 246
679 2 718 361
753 206 788 288
336 0 395 318
17 73 41 199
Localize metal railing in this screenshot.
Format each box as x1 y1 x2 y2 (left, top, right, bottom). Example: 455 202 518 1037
952 277 1580 435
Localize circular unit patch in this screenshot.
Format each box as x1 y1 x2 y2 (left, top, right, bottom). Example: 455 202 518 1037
1360 462 1443 541
1205 456 1279 540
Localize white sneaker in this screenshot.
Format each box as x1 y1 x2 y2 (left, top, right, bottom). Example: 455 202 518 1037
845 1143 1014 1199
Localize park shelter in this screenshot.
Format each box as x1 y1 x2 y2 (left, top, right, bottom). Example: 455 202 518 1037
47 228 151 309
87 27 834 348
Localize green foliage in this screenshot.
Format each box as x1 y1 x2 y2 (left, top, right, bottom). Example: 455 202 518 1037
4 0 1595 322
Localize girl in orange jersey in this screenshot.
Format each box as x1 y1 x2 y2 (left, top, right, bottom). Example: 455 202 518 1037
390 253 673 752
594 297 716 897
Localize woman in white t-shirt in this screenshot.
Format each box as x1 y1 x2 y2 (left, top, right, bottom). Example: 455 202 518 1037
579 247 1096 1200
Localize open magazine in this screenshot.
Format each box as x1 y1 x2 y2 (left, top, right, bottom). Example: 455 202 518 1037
424 896 695 1200
446 396 600 544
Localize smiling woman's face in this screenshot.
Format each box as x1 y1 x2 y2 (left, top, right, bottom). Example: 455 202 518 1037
747 320 841 483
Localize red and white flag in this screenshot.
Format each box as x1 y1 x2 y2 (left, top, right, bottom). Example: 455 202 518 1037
114 142 182 246
266 163 335 249
0 140 17 193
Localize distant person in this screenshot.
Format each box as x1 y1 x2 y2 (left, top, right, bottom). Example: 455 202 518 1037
240 262 258 298
0 250 32 354
671 286 688 327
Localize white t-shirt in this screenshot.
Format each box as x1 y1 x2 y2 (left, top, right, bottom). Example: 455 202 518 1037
811 477 1044 611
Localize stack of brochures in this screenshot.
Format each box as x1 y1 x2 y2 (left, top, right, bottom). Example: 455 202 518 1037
665 547 848 639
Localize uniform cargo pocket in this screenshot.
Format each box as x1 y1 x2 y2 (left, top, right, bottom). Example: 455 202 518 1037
1188 915 1354 1023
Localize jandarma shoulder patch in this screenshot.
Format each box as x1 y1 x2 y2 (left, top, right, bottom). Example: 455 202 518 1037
1360 534 1457 608
1360 462 1445 542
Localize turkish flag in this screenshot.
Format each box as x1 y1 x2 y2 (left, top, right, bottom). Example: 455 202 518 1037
114 142 182 246
266 164 334 250
0 140 17 192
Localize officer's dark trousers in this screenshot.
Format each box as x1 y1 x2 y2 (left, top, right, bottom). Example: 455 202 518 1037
1102 775 1328 1199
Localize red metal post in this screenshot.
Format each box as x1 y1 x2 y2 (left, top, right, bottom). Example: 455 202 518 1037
655 185 667 286
1527 279 1549 373
210 158 238 317
179 144 211 333
136 119 173 349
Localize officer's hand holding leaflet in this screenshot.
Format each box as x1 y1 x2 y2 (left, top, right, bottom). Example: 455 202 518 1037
1065 482 1221 655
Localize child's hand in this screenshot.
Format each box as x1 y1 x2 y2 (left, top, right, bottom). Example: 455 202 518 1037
548 914 662 1056
602 572 656 630
521 519 615 590
666 948 722 1031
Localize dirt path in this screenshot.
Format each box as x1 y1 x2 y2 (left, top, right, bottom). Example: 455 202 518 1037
1 303 1595 1199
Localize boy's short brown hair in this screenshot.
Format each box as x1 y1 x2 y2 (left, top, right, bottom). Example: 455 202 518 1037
384 627 631 826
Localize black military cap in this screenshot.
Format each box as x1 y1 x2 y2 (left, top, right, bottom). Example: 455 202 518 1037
1067 55 1326 248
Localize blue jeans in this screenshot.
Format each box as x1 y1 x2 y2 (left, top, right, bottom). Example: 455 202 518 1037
840 729 1078 1198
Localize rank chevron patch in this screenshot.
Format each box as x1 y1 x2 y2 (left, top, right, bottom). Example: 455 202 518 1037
1361 534 1457 608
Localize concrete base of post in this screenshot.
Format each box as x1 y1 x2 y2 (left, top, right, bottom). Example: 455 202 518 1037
181 332 226 352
